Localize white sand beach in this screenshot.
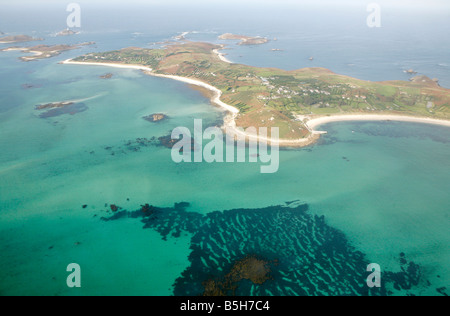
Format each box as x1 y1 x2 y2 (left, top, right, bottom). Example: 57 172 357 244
305 114 450 131
213 48 233 64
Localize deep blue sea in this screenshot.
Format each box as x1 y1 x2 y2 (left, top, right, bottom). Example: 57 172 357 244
0 1 449 296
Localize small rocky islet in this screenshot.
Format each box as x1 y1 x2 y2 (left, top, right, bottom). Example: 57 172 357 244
100 73 113 79
143 113 168 123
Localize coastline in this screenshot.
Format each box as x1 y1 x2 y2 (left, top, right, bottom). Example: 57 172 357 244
306 114 450 131
62 59 450 148
213 47 233 64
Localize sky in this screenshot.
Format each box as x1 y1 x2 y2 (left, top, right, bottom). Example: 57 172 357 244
0 0 448 34
1 0 449 9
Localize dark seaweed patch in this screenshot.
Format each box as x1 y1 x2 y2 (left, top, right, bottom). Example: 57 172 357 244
101 201 432 296
352 121 450 144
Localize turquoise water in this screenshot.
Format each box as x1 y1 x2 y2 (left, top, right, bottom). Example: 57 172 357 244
1 58 449 294
1 2 449 296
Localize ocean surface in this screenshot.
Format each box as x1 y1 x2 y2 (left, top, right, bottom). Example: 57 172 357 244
0 1 449 296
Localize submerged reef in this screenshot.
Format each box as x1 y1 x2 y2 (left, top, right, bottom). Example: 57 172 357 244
100 201 436 296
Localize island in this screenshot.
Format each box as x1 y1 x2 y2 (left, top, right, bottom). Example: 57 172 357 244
35 100 88 118
219 33 269 45
36 101 74 110
0 34 43 44
64 41 450 146
2 42 95 61
405 69 418 75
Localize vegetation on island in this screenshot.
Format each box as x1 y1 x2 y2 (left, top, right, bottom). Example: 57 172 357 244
2 42 95 61
0 34 43 43
219 33 269 45
56 29 78 36
72 41 450 139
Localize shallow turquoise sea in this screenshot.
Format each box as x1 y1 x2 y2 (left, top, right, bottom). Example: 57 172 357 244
0 49 449 295
0 2 449 295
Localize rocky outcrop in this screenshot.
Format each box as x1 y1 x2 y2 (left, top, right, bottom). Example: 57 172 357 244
143 113 168 122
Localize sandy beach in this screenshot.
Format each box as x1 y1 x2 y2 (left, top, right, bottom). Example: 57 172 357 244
62 59 450 147
62 59 154 72
213 47 233 64
305 114 450 131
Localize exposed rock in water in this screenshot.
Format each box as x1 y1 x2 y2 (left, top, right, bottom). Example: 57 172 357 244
100 73 113 79
37 103 88 118
158 134 197 152
36 102 74 110
143 113 168 122
56 29 78 36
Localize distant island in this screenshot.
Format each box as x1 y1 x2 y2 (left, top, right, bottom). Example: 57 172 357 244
219 33 269 45
0 34 43 44
36 101 74 110
2 42 95 61
65 41 450 146
56 29 78 36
